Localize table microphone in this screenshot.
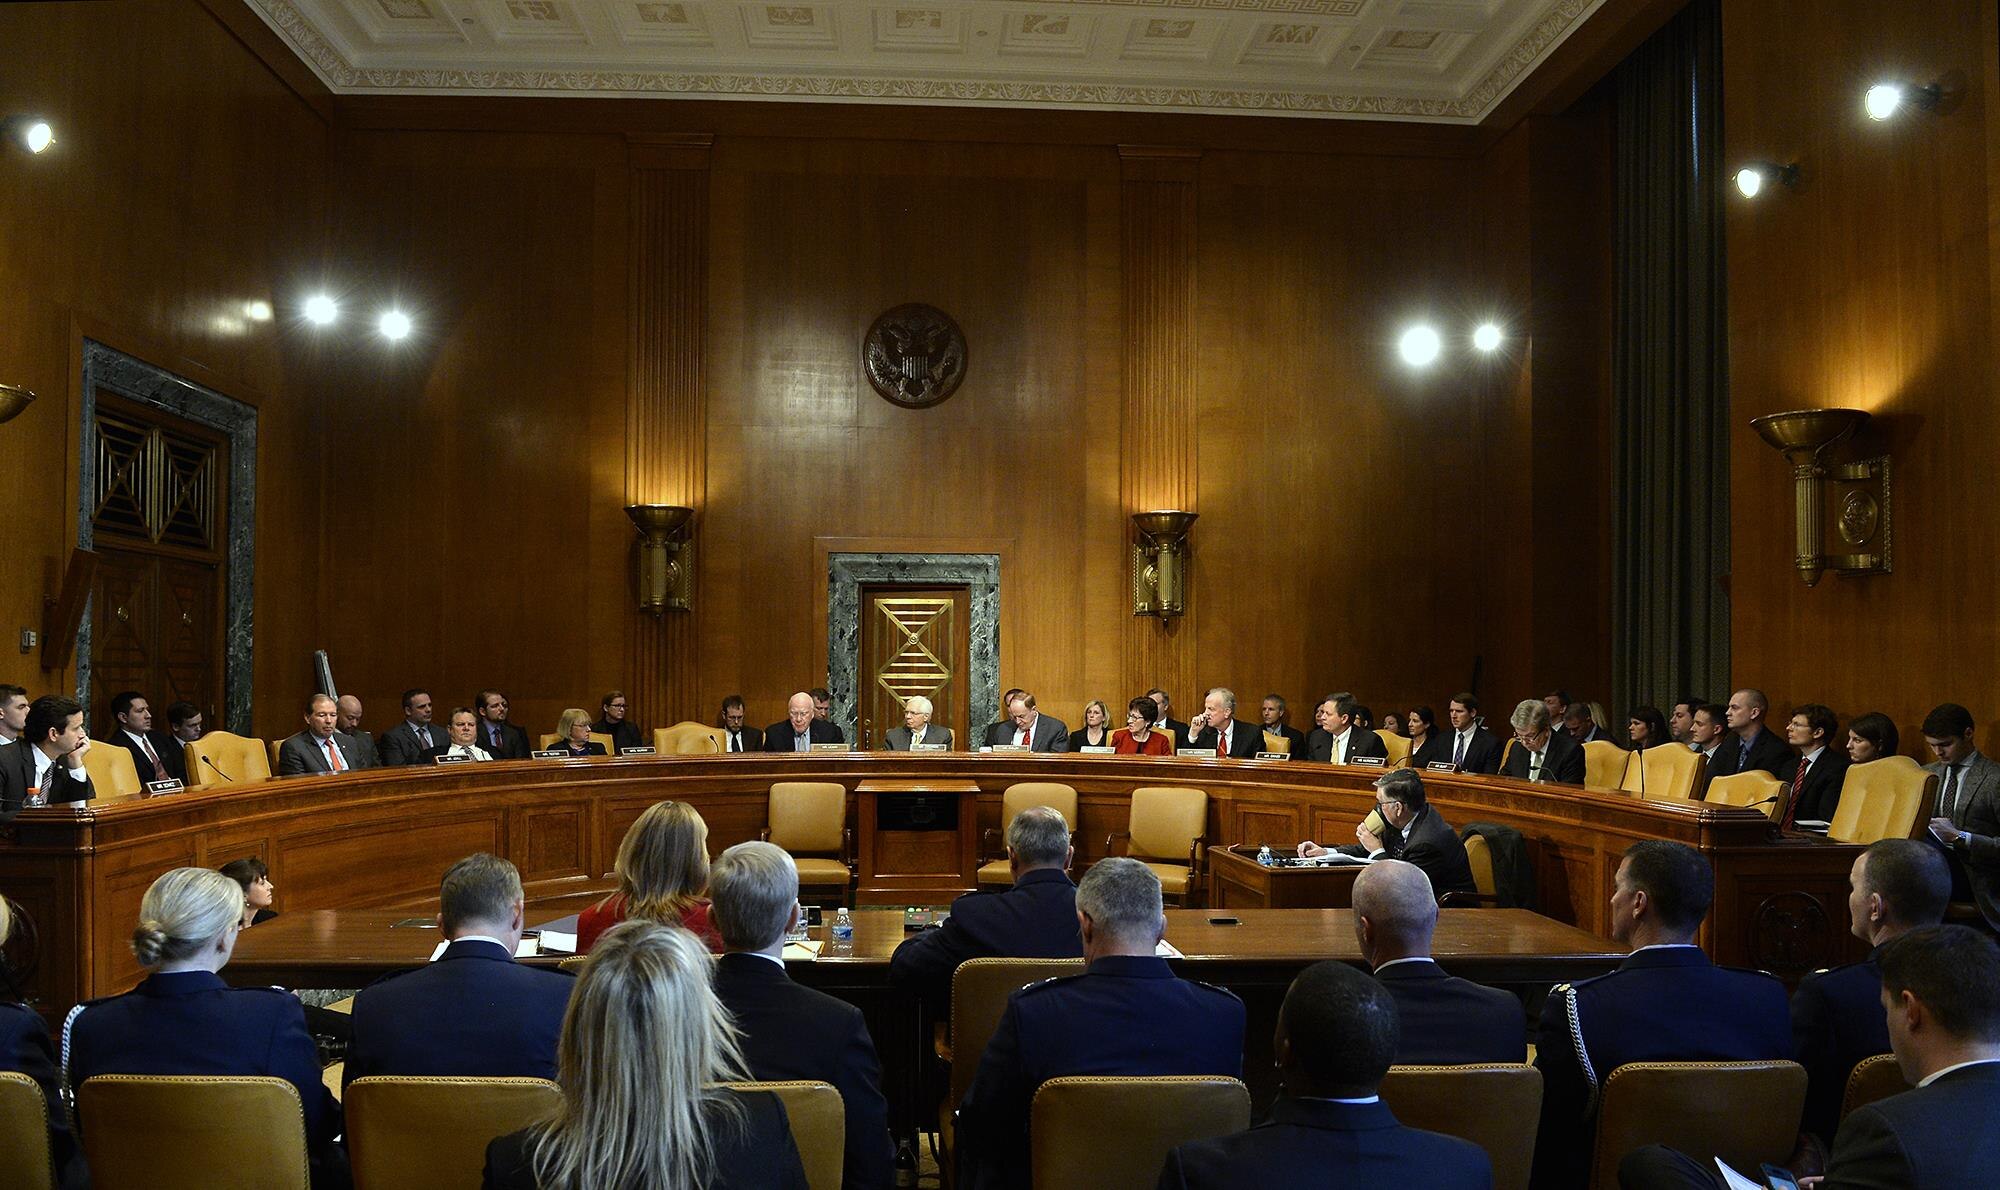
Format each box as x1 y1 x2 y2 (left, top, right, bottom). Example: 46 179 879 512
202 755 236 782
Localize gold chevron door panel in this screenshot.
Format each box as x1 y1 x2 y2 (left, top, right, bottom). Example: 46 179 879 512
859 586 970 750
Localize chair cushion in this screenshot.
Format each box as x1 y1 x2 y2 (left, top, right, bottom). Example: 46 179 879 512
793 858 851 887
1139 860 1191 897
770 783 847 853
1128 787 1206 862
976 859 1013 886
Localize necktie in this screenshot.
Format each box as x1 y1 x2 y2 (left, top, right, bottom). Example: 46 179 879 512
139 735 166 780
1019 724 1030 747
1786 758 1809 829
1738 737 1752 770
1529 750 1544 782
490 725 502 749
1943 764 1961 821
795 733 807 753
417 725 432 749
1452 733 1467 768
324 738 345 772
729 731 740 753
1216 725 1227 758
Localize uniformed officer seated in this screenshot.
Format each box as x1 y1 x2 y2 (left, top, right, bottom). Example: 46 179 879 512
1531 840 1791 1189
1157 959 1493 1189
956 856 1245 1190
1354 858 1525 1065
63 867 347 1188
2 893 85 1189
344 852 575 1089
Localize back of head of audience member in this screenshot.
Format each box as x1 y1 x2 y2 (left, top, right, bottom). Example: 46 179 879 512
1612 840 1713 947
611 800 711 923
1276 960 1400 1100
708 841 799 953
1075 857 1165 957
1006 806 1073 876
1850 839 1951 947
438 852 527 947
1846 711 1900 763
131 867 244 970
1351 859 1438 967
1877 925 2000 1084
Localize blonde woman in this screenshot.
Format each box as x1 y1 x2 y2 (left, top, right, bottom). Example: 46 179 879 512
576 800 721 953
551 708 606 758
484 922 806 1189
1067 700 1113 750
4 894 85 1187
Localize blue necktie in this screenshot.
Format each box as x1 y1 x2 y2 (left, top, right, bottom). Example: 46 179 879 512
1738 738 1752 769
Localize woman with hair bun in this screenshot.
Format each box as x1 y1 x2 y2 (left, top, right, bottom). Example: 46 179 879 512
63 867 345 1186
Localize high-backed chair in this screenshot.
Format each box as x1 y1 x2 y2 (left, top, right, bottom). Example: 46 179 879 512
1439 833 1501 908
656 721 725 754
81 743 143 798
0 1072 53 1190
724 1080 845 1190
765 782 851 902
1261 730 1288 756
1829 756 1938 844
536 732 615 754
76 1074 309 1189
1840 1053 1909 1120
1029 1075 1251 1190
1620 746 1705 801
346 1075 561 1190
977 783 1078 888
1705 771 1786 822
1377 730 1412 768
939 957 1087 1174
1380 1064 1543 1190
1107 786 1207 905
1588 1060 1807 1190
184 731 273 785
1582 740 1630 790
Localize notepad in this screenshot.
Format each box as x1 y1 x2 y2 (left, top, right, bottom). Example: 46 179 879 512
1155 939 1185 959
782 940 824 960
538 930 578 954
431 938 539 961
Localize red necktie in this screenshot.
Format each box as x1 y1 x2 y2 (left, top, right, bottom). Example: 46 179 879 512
1785 757 1807 828
139 736 166 780
1018 723 1030 747
324 738 345 772
1216 726 1227 758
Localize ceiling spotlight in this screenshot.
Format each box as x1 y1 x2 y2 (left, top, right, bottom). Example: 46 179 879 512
3 117 54 154
243 300 274 322
302 295 339 326
1733 162 1799 198
1398 325 1442 367
378 310 412 341
1864 81 1940 122
1472 323 1504 353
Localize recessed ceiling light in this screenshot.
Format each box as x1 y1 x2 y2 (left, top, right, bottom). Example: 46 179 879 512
1398 325 1442 367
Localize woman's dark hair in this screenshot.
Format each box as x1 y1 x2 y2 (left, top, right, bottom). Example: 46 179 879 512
1848 711 1900 758
1405 705 1437 735
218 857 268 891
1126 697 1159 726
1628 706 1669 749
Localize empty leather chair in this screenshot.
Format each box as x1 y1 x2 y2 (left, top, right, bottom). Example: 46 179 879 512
1377 730 1413 768
977 783 1078 888
1621 746 1705 801
1582 740 1630 790
1380 1063 1542 1190
1107 786 1207 905
1588 1060 1807 1190
184 731 273 785
765 782 852 901
1829 756 1938 844
80 743 143 798
1705 771 1786 822
655 722 725 754
76 1073 309 1190
1030 1075 1251 1190
724 1080 845 1190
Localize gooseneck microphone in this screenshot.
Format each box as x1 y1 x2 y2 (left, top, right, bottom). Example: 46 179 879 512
202 755 236 783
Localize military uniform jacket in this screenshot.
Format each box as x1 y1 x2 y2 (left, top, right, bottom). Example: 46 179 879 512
345 938 574 1090
889 867 1083 1011
1793 949 1890 1143
3 1000 86 1188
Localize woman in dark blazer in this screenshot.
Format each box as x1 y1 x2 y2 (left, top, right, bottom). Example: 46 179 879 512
552 709 608 758
1067 700 1114 751
1627 705 1670 752
484 921 806 1190
1405 705 1446 767
3 894 86 1189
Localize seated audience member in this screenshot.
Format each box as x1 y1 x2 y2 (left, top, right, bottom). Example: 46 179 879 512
709 842 894 1190
1405 704 1443 767
1442 693 1503 774
1622 925 2000 1190
551 708 607 757
0 683 26 744
1922 702 2000 930
1627 705 1669 752
591 690 643 754
891 806 1083 1009
335 695 381 768
1188 688 1263 759
424 707 496 762
379 688 442 766
1543 689 1570 724
1688 701 1729 766
1784 703 1850 827
278 693 370 775
1845 711 1900 764
1794 839 1950 1144
0 695 95 817
1146 688 1194 751
346 853 574 1087
1499 698 1584 785
474 689 532 760
1381 710 1405 736
718 695 762 753
577 800 722 953
763 691 846 751
1 894 86 1189
811 687 833 721
1532 840 1790 1188
165 699 205 744
1114 696 1175 755
107 689 190 784
1706 687 1792 779
1157 961 1492 1190
483 922 807 1190
1352 704 1376 732
1666 697 1703 746
1067 699 1113 751
1564 701 1604 744
1260 694 1308 759
1308 692 1388 765
983 688 1028 748
957 857 1244 1190
1299 770 1476 899
884 695 951 750
997 692 1068 753
63 867 344 1186
219 856 278 926
1353 859 1523 1064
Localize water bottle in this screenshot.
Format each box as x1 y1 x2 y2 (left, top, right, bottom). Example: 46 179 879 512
830 907 854 943
1257 845 1274 867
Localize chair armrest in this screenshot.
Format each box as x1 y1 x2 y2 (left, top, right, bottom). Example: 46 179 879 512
1105 831 1132 857
758 827 772 843
841 827 854 868
1439 891 1503 908
1187 834 1207 874
933 1020 953 1064
980 827 1004 861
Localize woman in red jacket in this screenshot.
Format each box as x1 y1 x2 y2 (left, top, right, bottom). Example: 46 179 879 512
576 800 723 953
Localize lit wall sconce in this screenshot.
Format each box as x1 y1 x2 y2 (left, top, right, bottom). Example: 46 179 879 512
0 383 34 426
625 504 694 613
1864 81 1942 122
1750 409 1891 587
2 116 54 154
1131 510 1198 617
1733 161 1799 198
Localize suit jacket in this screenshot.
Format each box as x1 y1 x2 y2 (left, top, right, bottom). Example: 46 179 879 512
1189 720 1266 759
422 742 494 762
958 955 1245 1190
109 728 189 784
1269 723 1309 760
379 719 446 766
982 719 1012 748
551 741 608 757
476 720 532 761
890 868 1083 1010
345 939 574 1090
277 729 371 776
1307 728 1389 765
1928 752 2000 929
992 715 1068 753
483 1089 808 1190
1375 958 1525 1065
1532 945 1791 1188
1339 807 1477 898
712 953 894 1190
1789 749 1852 824
1432 728 1504 775
762 719 847 751
721 723 764 753
1707 726 1793 780
342 729 382 769
590 718 644 753
883 725 954 751
0 741 93 819
1157 1096 1492 1190
1793 949 1891 1143
1498 730 1585 786
1818 1061 2000 1189
3 1000 85 1189
1066 727 1117 751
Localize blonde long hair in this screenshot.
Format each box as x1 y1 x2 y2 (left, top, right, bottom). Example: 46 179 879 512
528 922 750 1189
131 868 243 968
598 800 709 923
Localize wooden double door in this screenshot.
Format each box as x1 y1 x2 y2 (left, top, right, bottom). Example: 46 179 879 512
857 585 970 750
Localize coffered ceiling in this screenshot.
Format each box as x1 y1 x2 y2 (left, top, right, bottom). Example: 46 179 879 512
248 0 1609 123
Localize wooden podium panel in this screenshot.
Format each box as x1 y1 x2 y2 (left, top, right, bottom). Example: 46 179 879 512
852 778 980 905
1207 845 1363 909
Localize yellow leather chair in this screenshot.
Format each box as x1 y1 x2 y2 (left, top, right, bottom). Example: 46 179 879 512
939 957 1086 1174
1444 833 1500 906
1380 1064 1543 1190
1620 746 1705 801
184 731 273 786
536 732 615 754
725 1080 844 1190
1705 770 1786 822
1582 740 1631 790
765 782 851 901
1029 1075 1251 1190
0 1071 53 1190
977 783 1078 888
656 721 725 754
557 954 588 974
81 743 143 799
76 1074 309 1189
1829 756 1938 844
1107 786 1207 905
1377 729 1412 768
346 1075 561 1190
1588 1060 1807 1190
1261 730 1288 755
1840 1053 1909 1120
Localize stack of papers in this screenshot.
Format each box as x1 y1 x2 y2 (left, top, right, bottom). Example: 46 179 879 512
1155 939 1185 959
431 938 540 961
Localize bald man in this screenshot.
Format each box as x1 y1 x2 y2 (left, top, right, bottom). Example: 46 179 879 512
335 695 381 768
763 691 846 752
1354 860 1524 1065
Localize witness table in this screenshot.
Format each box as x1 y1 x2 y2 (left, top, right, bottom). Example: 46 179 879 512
1206 845 1365 908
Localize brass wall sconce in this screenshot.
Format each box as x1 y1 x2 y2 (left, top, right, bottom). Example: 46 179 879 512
625 504 694 613
1131 510 1198 617
0 383 35 425
1750 409 1891 587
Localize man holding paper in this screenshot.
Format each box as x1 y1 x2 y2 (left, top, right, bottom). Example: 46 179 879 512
1296 770 1475 900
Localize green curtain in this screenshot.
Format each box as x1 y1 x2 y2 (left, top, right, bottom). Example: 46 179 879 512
1611 0 1730 721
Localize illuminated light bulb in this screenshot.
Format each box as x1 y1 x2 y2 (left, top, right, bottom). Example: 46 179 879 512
1472 323 1504 352
303 295 338 325
1398 325 1442 367
378 310 412 341
1735 166 1764 197
1864 83 1902 121
243 300 273 322
23 121 52 153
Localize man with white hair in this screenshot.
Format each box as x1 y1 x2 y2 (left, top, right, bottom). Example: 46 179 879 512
1188 687 1263 759
1498 697 1584 785
957 857 1245 1190
762 690 846 751
1353 859 1524 1064
882 695 951 750
709 841 892 1190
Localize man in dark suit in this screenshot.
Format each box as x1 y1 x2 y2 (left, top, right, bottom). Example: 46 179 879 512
1307 692 1388 764
1157 961 1492 1190
1784 703 1851 826
105 689 189 784
1705 687 1793 779
1299 769 1476 897
0 683 27 745
1688 702 1730 772
1259 695 1309 759
957 857 1245 1190
719 695 763 753
277 694 372 775
982 688 1028 747
473 689 532 760
0 695 96 818
709 841 894 1190
1438 693 1503 773
1794 839 1949 1143
1353 858 1523 1064
1921 702 2000 930
1622 924 2000 1190
1532 840 1791 1188
882 694 953 750
591 690 644 754
995 692 1067 752
1147 688 1194 751
334 695 382 768
764 691 846 751
1187 688 1264 759
378 688 443 766
1 896 86 1189
345 853 573 1088
1498 698 1584 785
892 805 1083 1010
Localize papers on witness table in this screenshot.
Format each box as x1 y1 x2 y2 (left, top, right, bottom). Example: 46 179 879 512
432 938 541 961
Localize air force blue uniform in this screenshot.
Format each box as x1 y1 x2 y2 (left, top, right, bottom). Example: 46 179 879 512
1375 958 1526 1065
957 954 1245 1190
1158 1096 1492 1189
889 867 1083 1010
344 938 574 1090
3 1000 85 1188
1792 949 1892 1143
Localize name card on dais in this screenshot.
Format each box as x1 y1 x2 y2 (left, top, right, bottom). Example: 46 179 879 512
1255 751 1290 761
1350 755 1387 767
988 744 1030 753
619 746 657 756
1426 761 1460 773
1081 745 1116 755
144 778 185 795
531 749 567 760
810 742 848 752
434 754 473 765
913 742 950 751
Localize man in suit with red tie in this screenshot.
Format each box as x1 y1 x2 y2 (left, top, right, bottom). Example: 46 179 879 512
277 694 371 775
1189 688 1264 759
999 692 1068 752
105 690 188 785
1783 703 1850 827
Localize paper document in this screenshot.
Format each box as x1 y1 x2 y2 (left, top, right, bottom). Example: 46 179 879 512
1155 939 1185 959
1712 1158 1766 1190
431 938 539 961
783 940 824 960
538 930 577 954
